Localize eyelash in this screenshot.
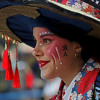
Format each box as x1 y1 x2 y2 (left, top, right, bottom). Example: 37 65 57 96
34 37 53 47
42 38 52 44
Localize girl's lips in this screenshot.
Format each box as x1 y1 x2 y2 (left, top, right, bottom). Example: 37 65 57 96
38 60 50 68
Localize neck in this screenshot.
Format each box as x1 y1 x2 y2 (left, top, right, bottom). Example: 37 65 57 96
59 59 84 86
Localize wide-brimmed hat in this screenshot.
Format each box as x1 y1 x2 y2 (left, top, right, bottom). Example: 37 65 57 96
0 0 100 47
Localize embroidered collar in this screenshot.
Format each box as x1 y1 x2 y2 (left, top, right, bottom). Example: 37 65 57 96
52 58 100 100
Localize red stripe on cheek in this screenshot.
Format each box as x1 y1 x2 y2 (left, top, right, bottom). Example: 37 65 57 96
45 45 58 60
44 41 65 61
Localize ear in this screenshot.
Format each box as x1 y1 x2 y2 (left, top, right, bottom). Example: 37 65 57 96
72 41 82 53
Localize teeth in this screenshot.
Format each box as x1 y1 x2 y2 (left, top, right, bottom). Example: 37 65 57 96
39 63 44 65
38 61 49 68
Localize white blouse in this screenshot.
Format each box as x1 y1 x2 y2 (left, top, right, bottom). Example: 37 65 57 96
63 74 78 100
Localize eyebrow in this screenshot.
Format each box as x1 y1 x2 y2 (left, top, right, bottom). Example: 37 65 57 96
40 34 54 38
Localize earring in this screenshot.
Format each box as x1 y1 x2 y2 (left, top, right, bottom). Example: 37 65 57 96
75 48 81 58
77 48 81 52
75 53 77 58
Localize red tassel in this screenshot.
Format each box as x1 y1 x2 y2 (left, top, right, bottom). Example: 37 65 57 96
5 39 13 80
2 49 9 69
2 36 9 69
5 59 13 80
12 42 21 88
12 63 21 88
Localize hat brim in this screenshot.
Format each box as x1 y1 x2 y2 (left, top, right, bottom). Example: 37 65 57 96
0 0 100 45
27 0 100 39
0 3 40 42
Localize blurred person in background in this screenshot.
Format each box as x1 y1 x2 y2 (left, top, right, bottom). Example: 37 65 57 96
25 66 34 89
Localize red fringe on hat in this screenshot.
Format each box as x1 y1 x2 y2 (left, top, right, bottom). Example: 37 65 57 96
2 36 21 88
2 36 9 69
12 42 21 88
5 59 13 80
2 49 9 69
2 37 14 80
12 62 21 88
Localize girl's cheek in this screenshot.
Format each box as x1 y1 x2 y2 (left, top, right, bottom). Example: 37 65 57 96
45 45 58 59
44 41 66 60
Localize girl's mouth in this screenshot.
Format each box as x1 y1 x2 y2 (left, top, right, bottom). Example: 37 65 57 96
38 60 50 68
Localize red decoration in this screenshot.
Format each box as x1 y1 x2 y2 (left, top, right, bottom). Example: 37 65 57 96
84 5 93 13
5 59 13 80
2 36 10 70
77 69 100 95
62 0 68 5
94 9 100 13
94 9 100 19
2 49 9 69
26 70 34 89
12 63 21 88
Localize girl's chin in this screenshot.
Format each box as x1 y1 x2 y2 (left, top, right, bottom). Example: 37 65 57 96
40 71 56 80
41 73 50 80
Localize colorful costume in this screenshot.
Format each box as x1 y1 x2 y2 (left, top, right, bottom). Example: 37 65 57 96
51 58 100 100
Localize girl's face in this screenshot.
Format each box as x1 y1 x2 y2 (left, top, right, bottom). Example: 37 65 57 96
32 27 77 79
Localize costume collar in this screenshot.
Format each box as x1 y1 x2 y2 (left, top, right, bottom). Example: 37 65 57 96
52 58 100 100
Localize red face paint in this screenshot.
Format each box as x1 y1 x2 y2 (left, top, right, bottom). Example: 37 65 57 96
33 27 70 64
35 28 54 45
44 36 68 61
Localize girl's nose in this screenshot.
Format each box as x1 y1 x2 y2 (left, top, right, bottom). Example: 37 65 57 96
32 45 44 58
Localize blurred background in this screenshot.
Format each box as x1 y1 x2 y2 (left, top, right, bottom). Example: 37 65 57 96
0 35 61 100
0 35 45 100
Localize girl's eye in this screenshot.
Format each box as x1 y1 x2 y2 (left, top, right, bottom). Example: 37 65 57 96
43 38 51 44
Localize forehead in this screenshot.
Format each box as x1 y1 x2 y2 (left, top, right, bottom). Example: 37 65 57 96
33 27 52 36
33 27 73 47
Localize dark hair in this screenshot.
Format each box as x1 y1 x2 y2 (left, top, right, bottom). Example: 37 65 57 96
78 35 100 62
66 33 100 62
